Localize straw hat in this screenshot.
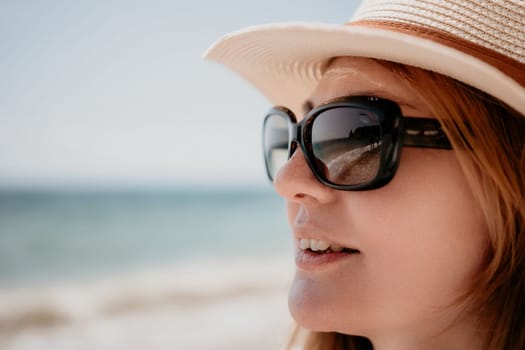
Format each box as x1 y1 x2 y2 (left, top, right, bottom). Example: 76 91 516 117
204 0 525 116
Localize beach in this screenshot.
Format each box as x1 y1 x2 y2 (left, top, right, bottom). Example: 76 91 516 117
0 189 294 349
0 257 295 350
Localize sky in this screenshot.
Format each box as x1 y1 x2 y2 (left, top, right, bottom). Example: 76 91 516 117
0 1 357 189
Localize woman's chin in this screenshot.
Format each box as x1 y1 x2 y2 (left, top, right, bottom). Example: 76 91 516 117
288 274 345 332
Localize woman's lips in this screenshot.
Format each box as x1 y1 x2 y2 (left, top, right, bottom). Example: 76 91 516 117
295 244 360 270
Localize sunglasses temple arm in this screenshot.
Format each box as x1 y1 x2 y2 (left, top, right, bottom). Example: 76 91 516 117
401 117 452 149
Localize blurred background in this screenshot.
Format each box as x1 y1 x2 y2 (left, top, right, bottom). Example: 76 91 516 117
0 1 355 349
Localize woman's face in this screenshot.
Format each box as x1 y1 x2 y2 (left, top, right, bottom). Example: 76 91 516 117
274 57 488 341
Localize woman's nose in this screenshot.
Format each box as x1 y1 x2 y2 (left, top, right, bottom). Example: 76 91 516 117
273 148 337 205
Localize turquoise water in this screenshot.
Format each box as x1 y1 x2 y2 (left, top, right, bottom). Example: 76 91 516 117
0 188 291 287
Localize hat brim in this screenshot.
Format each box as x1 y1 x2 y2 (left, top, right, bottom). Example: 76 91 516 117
204 22 525 116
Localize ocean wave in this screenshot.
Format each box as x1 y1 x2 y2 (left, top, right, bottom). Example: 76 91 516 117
0 256 293 336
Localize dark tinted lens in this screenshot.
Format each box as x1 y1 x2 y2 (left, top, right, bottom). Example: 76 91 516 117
311 107 383 186
263 113 290 180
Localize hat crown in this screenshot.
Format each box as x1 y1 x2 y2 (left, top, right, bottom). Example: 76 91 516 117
350 0 525 63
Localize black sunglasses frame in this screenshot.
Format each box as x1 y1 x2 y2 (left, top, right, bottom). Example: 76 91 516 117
263 96 452 191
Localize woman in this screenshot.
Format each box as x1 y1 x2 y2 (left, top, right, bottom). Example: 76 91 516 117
205 1 525 349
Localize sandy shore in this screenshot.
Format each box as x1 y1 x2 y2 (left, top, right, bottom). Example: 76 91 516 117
0 257 295 350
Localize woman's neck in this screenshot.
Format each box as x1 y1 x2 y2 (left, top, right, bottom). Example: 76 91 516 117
366 312 485 350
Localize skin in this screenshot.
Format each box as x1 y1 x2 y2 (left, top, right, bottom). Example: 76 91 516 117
273 57 489 350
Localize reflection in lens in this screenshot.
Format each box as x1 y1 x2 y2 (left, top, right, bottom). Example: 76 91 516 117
312 107 382 185
263 114 290 179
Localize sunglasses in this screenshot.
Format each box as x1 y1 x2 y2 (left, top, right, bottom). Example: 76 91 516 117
263 96 452 191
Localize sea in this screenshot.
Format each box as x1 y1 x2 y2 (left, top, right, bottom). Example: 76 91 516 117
0 188 295 350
